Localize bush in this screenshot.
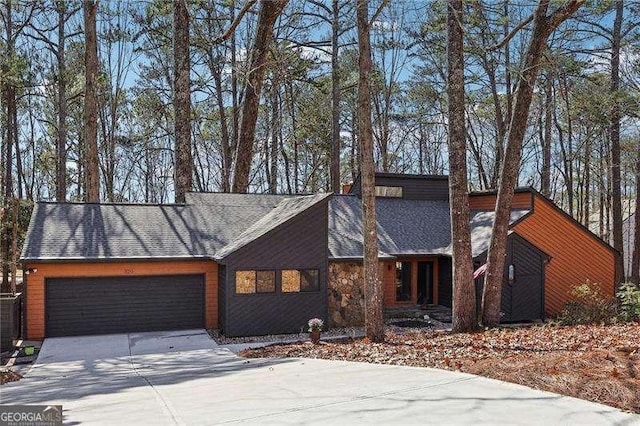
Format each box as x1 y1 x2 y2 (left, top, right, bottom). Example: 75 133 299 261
558 281 618 325
617 283 640 322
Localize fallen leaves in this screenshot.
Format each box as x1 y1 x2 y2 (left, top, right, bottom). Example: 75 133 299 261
241 323 640 413
0 370 22 385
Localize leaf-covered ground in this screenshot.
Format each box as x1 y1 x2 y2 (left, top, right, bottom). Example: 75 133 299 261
241 323 640 413
0 369 22 385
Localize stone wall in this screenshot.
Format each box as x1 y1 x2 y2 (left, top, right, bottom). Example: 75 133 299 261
328 262 365 327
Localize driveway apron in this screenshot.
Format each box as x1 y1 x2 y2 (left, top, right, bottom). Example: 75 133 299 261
1 330 638 425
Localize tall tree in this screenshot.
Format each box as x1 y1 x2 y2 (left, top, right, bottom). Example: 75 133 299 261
174 0 192 203
447 0 476 332
357 0 385 342
55 2 69 201
610 0 624 284
232 0 289 193
1 0 17 291
541 72 553 197
632 141 640 285
482 0 584 327
83 0 99 202
330 0 341 193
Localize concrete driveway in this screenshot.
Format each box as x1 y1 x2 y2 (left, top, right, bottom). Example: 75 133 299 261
1 330 638 425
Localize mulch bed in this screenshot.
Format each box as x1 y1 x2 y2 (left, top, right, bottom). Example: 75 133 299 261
241 323 640 414
0 370 22 385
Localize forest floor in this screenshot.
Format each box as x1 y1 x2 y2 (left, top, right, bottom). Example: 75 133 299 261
241 323 640 414
0 369 22 385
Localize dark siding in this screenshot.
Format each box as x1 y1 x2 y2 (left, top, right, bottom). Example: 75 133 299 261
438 257 452 307
45 275 205 337
351 173 449 201
218 264 227 332
222 199 328 337
473 233 545 322
507 234 545 322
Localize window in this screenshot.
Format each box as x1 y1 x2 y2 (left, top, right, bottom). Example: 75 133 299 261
256 270 276 293
235 270 276 294
282 269 319 293
375 185 403 198
396 261 412 302
236 270 255 294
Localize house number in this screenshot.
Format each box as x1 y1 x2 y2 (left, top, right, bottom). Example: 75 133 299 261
124 269 134 274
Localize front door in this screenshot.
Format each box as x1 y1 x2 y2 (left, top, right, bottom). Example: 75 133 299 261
417 261 433 305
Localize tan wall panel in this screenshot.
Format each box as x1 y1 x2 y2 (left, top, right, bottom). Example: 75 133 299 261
513 196 615 316
25 260 218 339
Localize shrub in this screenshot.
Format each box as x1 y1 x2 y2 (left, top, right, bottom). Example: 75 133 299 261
617 283 640 322
558 280 618 325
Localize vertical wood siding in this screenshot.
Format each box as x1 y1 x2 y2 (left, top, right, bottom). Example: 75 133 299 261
24 260 218 340
438 257 453 308
352 174 450 200
469 191 533 210
222 199 329 337
513 195 616 316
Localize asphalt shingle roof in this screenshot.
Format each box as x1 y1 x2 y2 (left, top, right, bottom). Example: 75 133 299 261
328 196 530 259
21 193 303 261
22 193 531 262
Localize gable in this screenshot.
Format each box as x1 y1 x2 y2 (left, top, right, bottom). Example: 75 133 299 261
513 192 616 314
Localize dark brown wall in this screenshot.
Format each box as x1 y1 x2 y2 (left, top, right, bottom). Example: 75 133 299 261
438 257 453 308
351 173 450 200
221 199 329 337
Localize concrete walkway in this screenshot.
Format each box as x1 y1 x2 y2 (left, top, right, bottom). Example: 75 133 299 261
1 330 638 425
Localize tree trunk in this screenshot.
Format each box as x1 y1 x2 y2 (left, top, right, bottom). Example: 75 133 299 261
174 0 192 203
269 81 278 194
481 0 583 327
232 0 288 193
357 0 384 342
541 73 552 196
83 0 99 202
2 0 15 290
330 0 341 194
447 0 476 332
610 0 625 285
631 141 640 284
56 2 68 202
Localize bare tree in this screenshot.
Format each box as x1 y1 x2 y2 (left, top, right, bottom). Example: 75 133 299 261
83 0 99 202
482 0 584 327
357 0 385 342
447 0 476 332
174 0 192 203
232 0 289 193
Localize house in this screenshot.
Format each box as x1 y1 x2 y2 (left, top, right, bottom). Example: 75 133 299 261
20 173 617 339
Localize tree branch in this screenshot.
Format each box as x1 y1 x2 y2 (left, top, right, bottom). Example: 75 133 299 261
369 0 389 27
545 0 585 34
487 13 533 51
212 0 258 45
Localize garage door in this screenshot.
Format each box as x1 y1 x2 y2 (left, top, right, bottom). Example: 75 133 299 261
45 275 205 337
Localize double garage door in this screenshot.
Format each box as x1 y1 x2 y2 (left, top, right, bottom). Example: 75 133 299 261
45 275 205 337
